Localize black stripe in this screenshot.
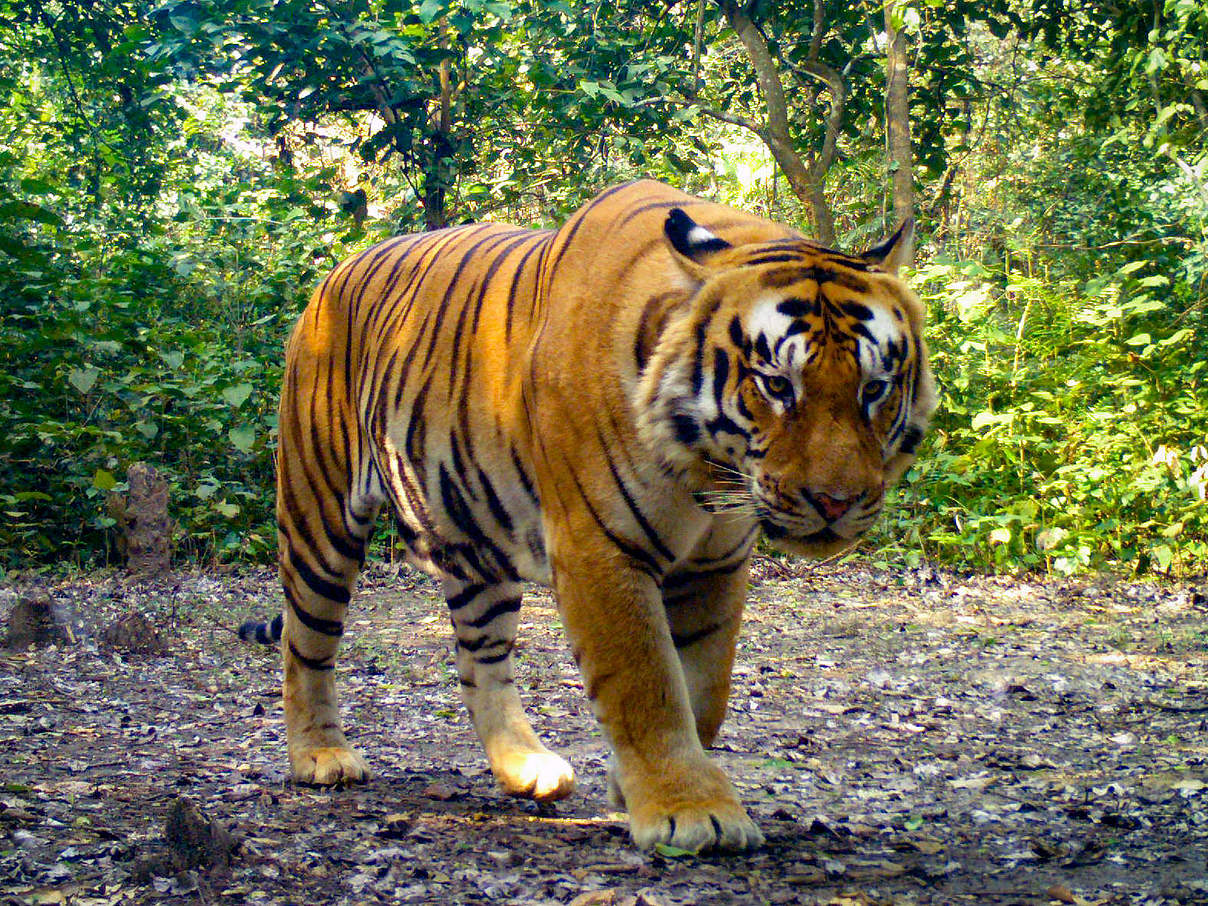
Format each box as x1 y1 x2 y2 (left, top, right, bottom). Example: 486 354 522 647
712 349 730 402
599 429 676 562
475 647 515 665
691 526 758 567
475 465 515 533
285 587 344 637
690 322 707 394
546 182 638 272
447 582 488 610
289 547 351 605
850 321 878 346
565 468 662 577
510 445 540 505
414 226 501 374
504 233 553 343
446 230 533 402
671 622 724 648
618 196 692 228
753 333 772 361
706 411 748 439
288 640 334 671
438 464 520 580
465 598 521 629
663 556 750 591
743 252 800 266
728 315 744 348
777 298 811 318
457 634 509 652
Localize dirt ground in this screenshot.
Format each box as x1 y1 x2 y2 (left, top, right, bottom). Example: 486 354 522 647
1 559 1206 906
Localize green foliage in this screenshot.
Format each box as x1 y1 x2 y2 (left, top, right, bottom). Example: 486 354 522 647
3 0 1207 578
870 241 1208 576
0 72 348 567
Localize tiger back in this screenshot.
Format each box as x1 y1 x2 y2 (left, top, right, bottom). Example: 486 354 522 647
246 180 936 852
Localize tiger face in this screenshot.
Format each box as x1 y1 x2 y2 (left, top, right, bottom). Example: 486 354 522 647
637 209 936 558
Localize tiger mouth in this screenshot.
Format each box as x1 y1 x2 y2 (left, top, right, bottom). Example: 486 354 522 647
761 521 840 545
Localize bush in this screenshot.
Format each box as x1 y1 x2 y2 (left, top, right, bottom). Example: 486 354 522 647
867 251 1208 576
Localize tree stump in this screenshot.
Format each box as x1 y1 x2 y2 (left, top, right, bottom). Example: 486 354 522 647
4 594 69 650
131 796 238 881
112 462 172 575
102 611 169 656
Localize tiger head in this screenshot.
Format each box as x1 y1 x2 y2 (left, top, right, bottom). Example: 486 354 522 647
636 208 937 558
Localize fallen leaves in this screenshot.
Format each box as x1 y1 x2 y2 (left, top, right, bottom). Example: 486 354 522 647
0 563 1206 904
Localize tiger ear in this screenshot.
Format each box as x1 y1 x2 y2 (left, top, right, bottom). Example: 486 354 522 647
861 219 914 274
664 208 731 276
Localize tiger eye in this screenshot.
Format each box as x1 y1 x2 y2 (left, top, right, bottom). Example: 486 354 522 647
760 374 793 400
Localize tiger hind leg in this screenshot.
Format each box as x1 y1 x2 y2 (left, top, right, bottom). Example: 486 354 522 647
276 409 382 786
445 577 575 801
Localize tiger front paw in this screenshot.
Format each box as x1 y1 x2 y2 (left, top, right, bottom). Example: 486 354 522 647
290 746 371 786
629 795 764 852
493 749 576 802
617 760 764 852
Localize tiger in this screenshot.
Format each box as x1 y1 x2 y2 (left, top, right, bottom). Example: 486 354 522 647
238 179 936 852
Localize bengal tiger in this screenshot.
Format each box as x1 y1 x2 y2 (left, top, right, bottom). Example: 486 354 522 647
238 180 936 852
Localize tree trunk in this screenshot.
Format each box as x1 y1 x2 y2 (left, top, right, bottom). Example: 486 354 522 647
718 1 838 245
884 0 914 236
421 57 454 231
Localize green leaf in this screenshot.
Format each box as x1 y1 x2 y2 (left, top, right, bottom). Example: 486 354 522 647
215 501 241 518
417 0 445 23
93 469 117 492
1124 333 1151 347
68 366 100 395
229 424 256 452
971 411 1010 430
654 842 698 858
222 383 254 407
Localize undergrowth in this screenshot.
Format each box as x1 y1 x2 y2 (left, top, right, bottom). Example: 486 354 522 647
866 255 1208 576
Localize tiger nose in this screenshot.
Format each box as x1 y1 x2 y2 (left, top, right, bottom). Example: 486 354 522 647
804 490 854 522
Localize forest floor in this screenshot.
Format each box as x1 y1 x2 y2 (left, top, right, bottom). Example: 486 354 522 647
1 560 1206 906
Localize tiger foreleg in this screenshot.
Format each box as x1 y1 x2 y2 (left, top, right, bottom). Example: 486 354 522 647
555 559 763 852
446 578 575 801
661 560 750 748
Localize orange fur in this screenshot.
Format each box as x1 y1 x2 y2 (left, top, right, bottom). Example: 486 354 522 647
257 180 935 851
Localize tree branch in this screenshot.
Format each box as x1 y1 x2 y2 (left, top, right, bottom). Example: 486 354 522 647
715 0 837 241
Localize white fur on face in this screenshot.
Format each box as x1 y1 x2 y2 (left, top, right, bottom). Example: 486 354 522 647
743 296 807 370
854 305 906 376
745 295 907 381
